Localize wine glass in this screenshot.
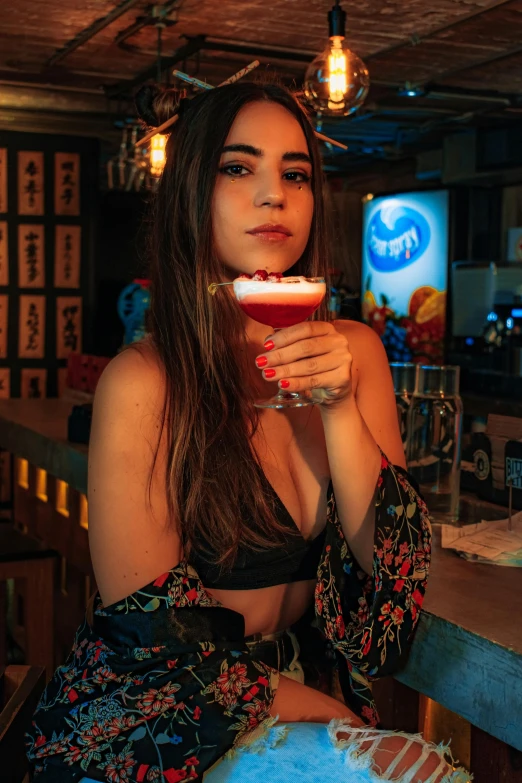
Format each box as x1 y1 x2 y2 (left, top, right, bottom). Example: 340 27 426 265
233 274 326 409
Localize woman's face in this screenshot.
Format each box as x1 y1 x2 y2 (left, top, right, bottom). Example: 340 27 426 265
212 100 314 279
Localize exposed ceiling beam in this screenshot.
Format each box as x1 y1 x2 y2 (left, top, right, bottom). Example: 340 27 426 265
364 0 518 63
115 1 179 51
187 36 315 64
413 43 522 88
0 73 105 94
370 79 514 105
0 107 122 141
46 0 142 67
105 34 206 97
0 82 110 113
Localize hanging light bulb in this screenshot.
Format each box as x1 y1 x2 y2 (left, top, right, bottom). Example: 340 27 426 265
304 0 370 117
149 133 167 177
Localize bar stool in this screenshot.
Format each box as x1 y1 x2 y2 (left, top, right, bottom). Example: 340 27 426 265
0 525 56 679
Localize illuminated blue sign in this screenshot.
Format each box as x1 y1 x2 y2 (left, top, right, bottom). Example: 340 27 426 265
366 202 431 272
361 190 449 363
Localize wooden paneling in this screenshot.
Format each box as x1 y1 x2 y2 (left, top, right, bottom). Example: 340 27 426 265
0 666 46 780
471 726 522 783
13 456 93 672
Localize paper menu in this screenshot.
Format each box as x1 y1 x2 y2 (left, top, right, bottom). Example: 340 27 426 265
441 512 522 565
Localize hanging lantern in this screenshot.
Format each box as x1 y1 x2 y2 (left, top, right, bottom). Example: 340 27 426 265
149 133 167 177
304 0 370 117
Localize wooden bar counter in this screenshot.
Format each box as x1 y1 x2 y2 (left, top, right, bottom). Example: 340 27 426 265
0 399 521 767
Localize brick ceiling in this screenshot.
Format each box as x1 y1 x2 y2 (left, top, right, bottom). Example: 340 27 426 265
0 0 521 165
0 0 520 94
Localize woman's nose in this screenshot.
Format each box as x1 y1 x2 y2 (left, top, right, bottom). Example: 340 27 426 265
253 175 285 209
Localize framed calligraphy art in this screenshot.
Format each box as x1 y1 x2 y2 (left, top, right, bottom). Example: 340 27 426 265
21 368 47 399
18 224 45 288
0 221 8 286
18 151 44 216
0 149 7 213
0 295 8 359
0 368 10 399
19 295 45 359
54 225 80 288
54 153 80 216
56 296 82 359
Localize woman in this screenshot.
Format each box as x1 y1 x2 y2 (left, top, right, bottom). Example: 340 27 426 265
27 81 438 782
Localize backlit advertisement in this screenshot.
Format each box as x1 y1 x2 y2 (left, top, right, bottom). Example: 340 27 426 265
362 190 449 364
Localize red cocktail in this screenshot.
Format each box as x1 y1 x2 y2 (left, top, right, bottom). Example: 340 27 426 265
233 272 326 408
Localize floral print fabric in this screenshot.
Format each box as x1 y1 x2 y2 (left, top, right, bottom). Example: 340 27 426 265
26 455 431 781
315 455 431 724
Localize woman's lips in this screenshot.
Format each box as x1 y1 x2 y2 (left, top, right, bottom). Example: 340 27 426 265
246 224 293 243
248 231 291 242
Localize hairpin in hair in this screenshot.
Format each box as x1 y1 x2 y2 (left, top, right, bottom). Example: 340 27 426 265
135 61 261 148
134 59 348 152
172 70 213 91
314 131 347 150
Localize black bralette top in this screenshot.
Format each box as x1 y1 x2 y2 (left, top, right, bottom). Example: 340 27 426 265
189 472 329 591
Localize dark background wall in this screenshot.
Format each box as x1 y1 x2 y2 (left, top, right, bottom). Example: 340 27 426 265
92 190 150 357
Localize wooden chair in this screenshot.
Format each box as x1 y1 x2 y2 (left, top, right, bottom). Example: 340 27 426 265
0 665 46 783
0 525 57 678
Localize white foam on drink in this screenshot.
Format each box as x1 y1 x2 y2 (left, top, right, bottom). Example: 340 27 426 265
233 276 325 301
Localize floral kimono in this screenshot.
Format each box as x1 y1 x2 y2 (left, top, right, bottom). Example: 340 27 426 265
26 455 431 782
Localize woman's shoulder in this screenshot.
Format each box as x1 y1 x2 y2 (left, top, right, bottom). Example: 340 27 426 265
333 318 384 350
93 337 168 430
333 319 389 389
97 336 165 402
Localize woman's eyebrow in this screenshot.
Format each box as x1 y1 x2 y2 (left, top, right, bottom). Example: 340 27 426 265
282 151 312 165
221 144 312 165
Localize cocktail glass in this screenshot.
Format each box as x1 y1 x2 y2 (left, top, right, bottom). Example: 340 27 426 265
233 275 326 409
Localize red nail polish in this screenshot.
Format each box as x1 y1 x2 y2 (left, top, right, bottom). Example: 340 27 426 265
263 340 275 351
264 368 276 379
255 356 268 368
280 379 290 389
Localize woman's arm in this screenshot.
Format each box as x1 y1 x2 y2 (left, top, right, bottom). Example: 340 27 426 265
254 319 405 575
88 343 182 606
319 321 406 575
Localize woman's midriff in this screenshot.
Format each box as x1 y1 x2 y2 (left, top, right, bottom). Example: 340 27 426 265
207 578 316 637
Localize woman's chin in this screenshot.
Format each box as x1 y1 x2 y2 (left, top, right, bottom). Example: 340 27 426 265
225 256 299 278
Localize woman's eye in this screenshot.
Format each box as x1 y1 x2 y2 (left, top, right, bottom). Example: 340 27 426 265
220 164 249 177
284 171 311 183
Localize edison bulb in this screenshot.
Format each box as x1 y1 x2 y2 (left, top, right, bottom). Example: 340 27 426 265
149 133 167 177
304 36 370 117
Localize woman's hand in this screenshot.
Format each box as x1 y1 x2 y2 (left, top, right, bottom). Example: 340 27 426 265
255 321 353 407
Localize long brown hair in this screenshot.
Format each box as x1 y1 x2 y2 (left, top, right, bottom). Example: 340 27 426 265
138 80 330 566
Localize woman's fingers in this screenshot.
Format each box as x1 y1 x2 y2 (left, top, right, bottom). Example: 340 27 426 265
255 320 353 402
263 321 335 350
257 335 334 369
261 353 340 384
